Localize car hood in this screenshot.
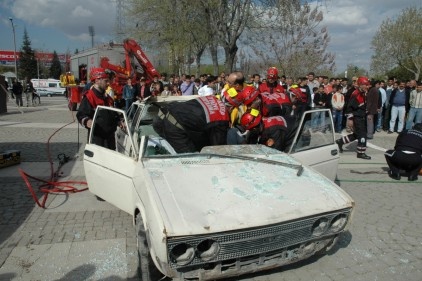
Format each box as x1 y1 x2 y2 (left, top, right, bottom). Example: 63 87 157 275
139 148 353 237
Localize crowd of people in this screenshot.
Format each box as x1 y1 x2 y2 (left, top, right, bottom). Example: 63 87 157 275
76 67 422 181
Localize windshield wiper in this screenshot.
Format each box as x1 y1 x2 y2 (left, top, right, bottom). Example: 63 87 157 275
206 153 304 177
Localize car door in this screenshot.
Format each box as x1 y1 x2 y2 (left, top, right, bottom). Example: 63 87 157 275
287 108 339 181
83 106 138 214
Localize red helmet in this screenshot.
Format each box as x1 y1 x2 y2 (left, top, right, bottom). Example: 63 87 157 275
222 88 244 107
90 67 108 81
242 85 260 105
289 87 302 99
240 109 262 130
357 76 370 86
267 67 278 79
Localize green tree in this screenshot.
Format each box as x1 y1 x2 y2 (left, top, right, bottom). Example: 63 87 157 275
18 28 37 80
371 7 422 80
49 51 62 79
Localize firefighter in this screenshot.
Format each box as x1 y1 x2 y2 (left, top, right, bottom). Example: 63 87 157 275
234 110 290 151
227 108 262 145
258 67 286 95
76 67 120 150
152 95 230 153
259 115 290 151
335 76 372 159
384 123 422 181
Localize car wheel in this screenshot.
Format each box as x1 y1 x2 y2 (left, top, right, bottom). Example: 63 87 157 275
135 215 167 281
47 94 51 97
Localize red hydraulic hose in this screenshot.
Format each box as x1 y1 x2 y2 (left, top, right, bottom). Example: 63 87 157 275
19 109 88 208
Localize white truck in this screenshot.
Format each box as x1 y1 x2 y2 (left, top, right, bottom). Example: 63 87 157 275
31 78 67 97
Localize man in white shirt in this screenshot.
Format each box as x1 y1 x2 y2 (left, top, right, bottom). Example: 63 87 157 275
377 81 387 132
198 76 217 96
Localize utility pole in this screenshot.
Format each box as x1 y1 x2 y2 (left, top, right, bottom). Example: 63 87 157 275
9 17 18 81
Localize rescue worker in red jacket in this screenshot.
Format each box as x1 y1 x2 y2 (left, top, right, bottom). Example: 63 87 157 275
77 67 119 150
258 67 286 95
335 76 371 159
237 110 290 151
153 95 230 153
260 88 292 118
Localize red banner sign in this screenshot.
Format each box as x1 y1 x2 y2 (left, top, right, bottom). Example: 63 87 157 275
0 50 69 63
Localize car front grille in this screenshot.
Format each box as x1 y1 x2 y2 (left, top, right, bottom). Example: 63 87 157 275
167 209 351 269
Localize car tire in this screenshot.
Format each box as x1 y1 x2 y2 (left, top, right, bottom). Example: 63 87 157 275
135 214 167 281
47 94 52 97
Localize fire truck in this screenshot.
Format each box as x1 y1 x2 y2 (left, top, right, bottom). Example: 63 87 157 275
64 38 159 110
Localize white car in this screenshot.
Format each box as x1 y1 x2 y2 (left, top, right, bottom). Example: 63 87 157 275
83 96 354 280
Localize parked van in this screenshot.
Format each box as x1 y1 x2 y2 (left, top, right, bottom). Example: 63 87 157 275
31 79 67 96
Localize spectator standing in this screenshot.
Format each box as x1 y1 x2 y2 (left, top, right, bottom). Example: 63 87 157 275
198 76 216 97
331 85 345 133
180 75 194 95
377 81 387 132
307 71 319 96
388 81 408 134
150 75 163 92
298 77 312 111
383 78 395 130
366 81 380 139
12 79 23 107
312 85 328 130
24 77 36 107
324 78 335 95
161 85 171 97
283 77 294 91
405 82 422 129
136 78 151 101
122 79 136 111
252 74 261 89
193 78 201 95
340 78 349 94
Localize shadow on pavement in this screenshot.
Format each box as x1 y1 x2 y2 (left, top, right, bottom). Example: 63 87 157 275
0 141 84 261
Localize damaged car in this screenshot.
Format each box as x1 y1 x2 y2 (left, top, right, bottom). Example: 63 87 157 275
83 96 354 280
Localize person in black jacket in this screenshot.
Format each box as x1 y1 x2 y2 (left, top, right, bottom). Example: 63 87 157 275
384 123 422 181
336 77 372 159
77 68 119 150
153 95 229 153
12 79 23 106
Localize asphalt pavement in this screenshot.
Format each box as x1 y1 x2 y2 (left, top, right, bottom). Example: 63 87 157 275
0 95 421 281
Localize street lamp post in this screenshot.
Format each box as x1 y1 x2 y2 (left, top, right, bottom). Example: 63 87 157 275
9 17 18 81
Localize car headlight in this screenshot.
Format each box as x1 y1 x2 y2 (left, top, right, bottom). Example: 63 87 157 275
311 217 329 236
329 214 348 233
196 239 220 261
169 243 195 266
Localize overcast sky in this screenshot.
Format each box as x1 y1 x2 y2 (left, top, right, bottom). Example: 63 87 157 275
0 0 421 74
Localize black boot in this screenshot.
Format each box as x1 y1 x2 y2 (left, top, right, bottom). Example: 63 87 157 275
357 153 371 160
335 139 343 153
388 170 401 180
408 175 418 181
